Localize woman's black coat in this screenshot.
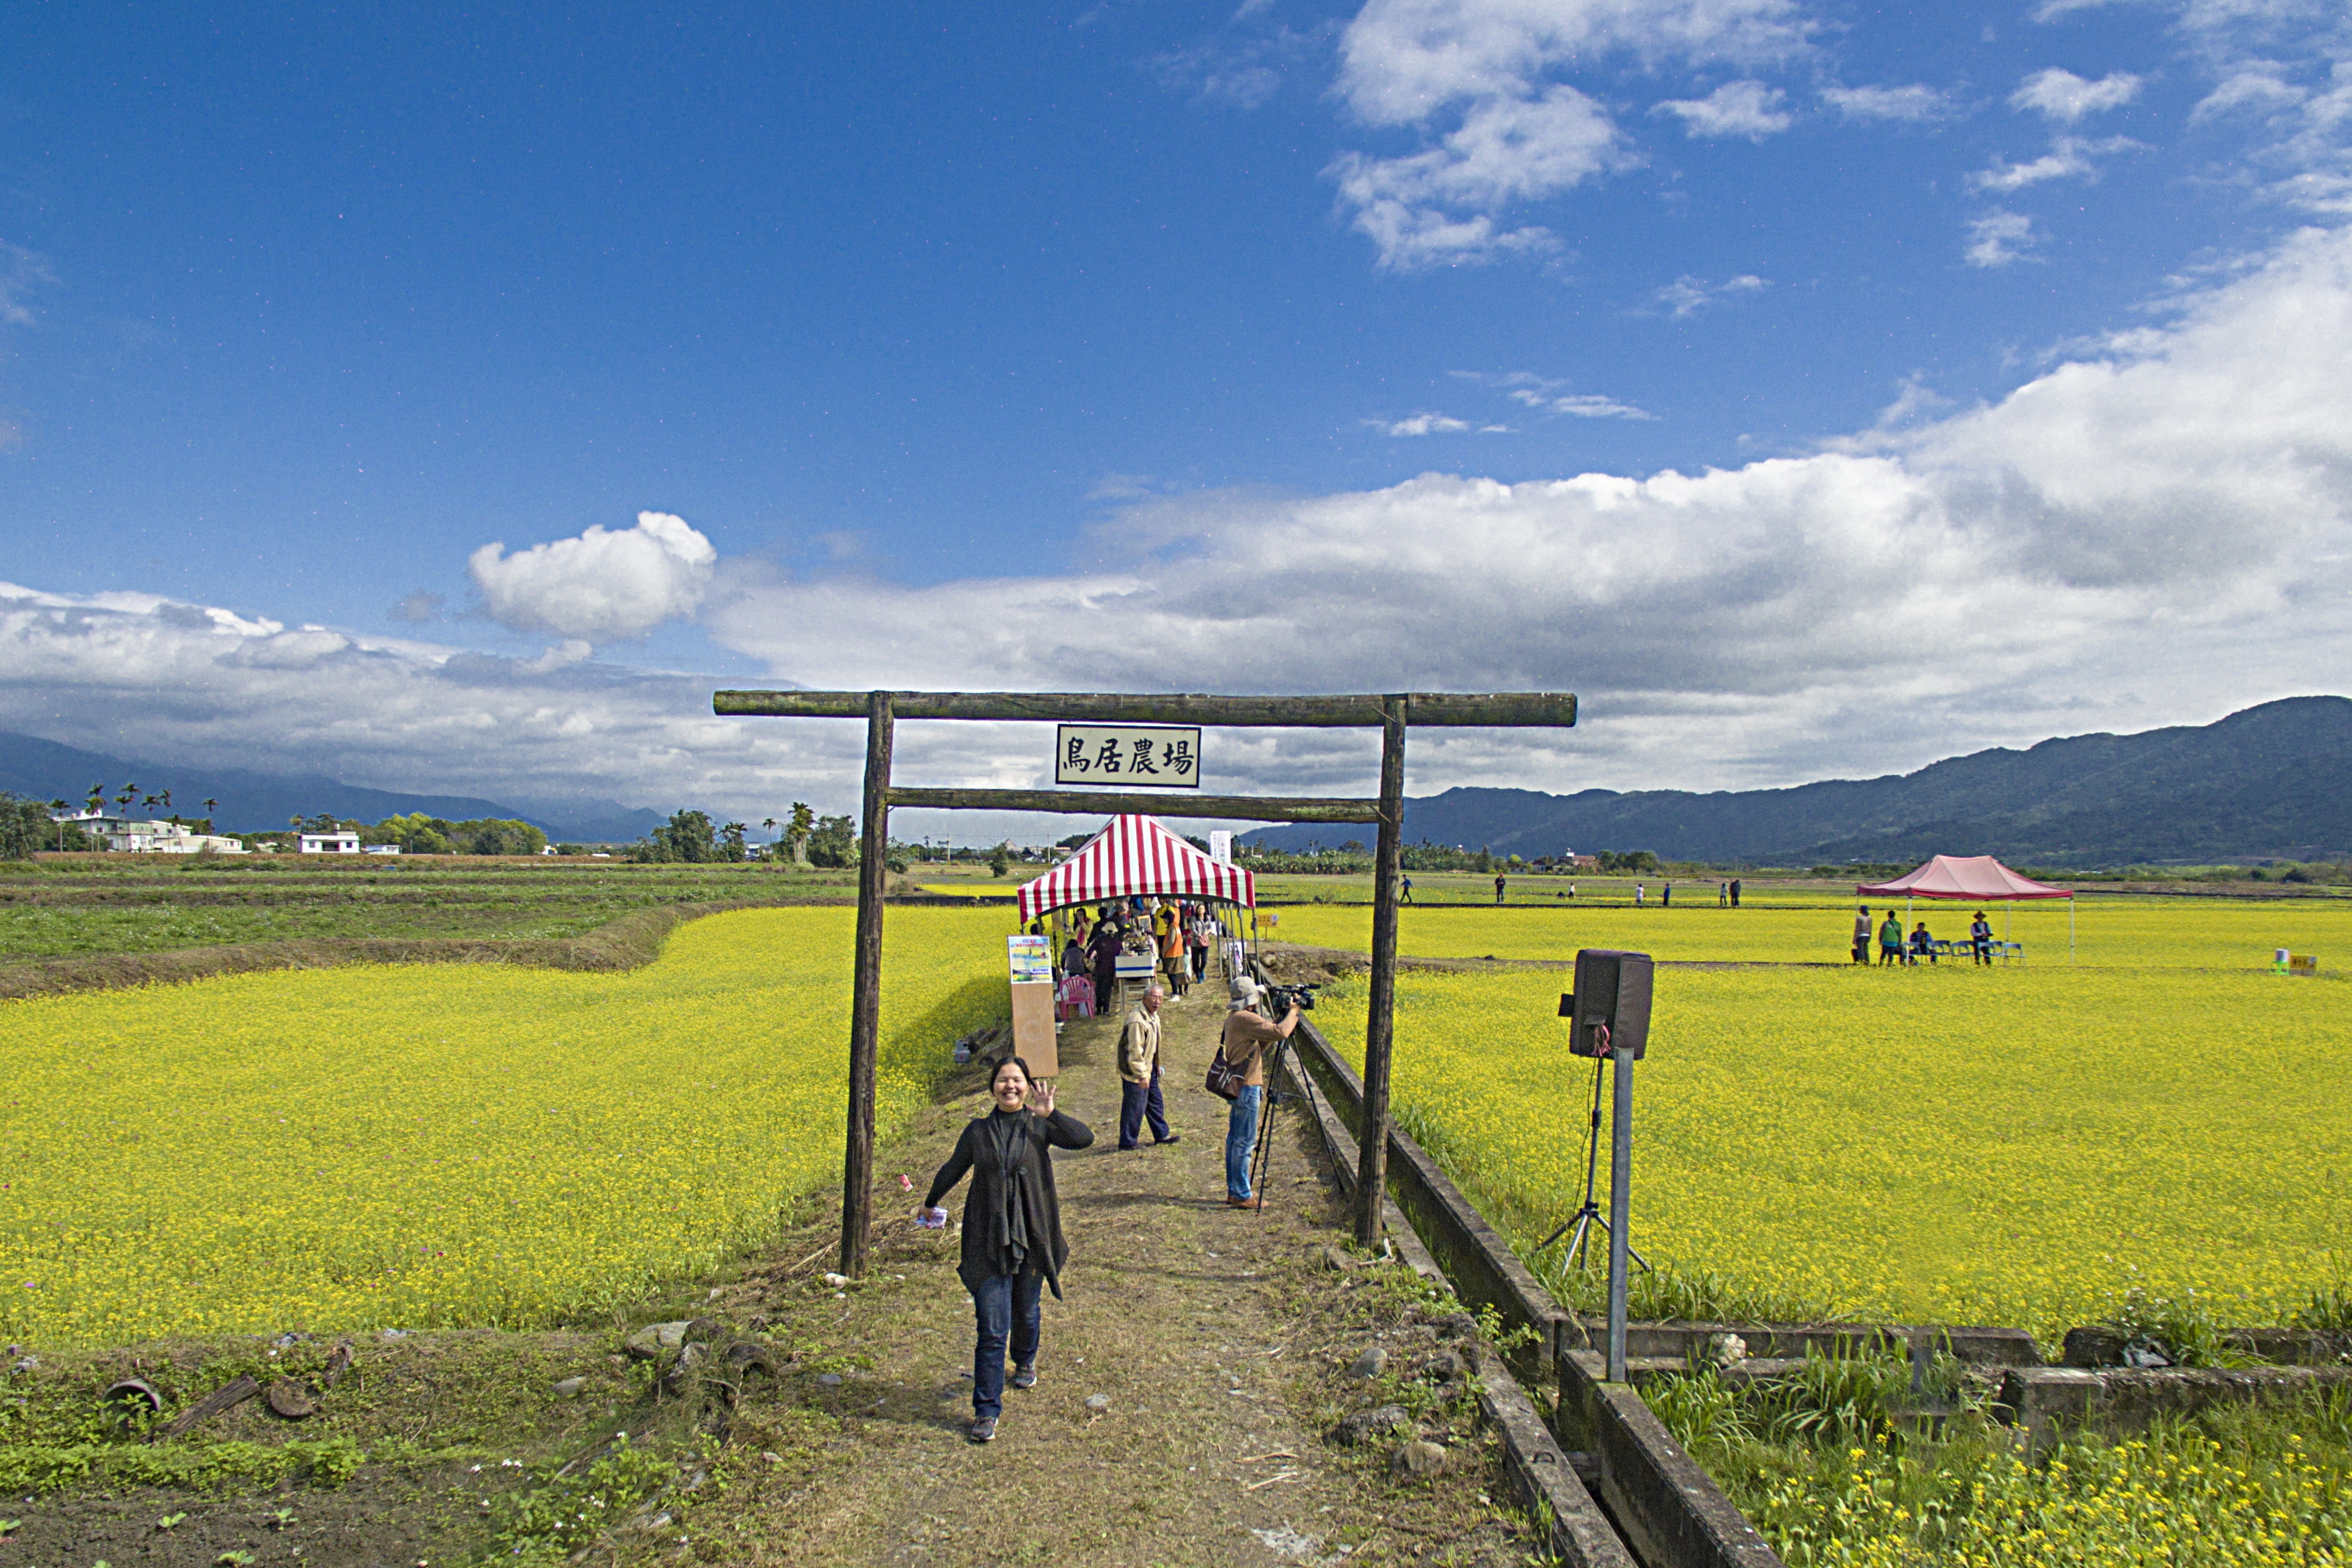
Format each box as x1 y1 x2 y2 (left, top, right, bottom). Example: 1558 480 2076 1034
923 1107 1094 1299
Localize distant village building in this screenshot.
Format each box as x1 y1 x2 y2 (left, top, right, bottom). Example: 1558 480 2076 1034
297 830 364 853
51 811 248 854
364 843 404 855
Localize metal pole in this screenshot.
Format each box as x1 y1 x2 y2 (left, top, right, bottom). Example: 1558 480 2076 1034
1605 1044 1634 1382
1355 695 1408 1247
840 689 895 1278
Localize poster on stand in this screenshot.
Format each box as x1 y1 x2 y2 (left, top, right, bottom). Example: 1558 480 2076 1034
1007 934 1053 983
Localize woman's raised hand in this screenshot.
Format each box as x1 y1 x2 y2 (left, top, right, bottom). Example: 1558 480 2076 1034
1029 1079 1056 1117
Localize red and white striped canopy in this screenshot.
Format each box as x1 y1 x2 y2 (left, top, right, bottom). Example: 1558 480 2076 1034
1017 815 1255 921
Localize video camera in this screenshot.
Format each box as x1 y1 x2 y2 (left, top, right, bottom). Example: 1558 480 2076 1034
1261 981 1319 1015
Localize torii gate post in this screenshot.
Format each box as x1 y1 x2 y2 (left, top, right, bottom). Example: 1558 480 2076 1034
712 690 1576 1273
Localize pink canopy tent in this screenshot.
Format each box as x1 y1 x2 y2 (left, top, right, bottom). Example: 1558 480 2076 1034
1017 814 1256 922
1857 854 2075 960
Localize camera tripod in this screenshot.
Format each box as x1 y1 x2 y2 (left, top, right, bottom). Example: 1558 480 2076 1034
1532 1054 1651 1273
1246 1034 1291 1215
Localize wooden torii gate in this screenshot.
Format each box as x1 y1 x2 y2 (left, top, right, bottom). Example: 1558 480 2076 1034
712 689 1578 1275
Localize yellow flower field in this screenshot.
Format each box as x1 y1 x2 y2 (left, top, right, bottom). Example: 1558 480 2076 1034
0 908 1006 1346
1312 960 2352 1338
1268 894 2352 970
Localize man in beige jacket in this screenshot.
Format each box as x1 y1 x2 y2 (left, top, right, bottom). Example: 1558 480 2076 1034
1117 983 1178 1151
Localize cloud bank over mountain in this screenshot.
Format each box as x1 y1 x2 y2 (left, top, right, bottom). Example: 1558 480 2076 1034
3 223 2348 819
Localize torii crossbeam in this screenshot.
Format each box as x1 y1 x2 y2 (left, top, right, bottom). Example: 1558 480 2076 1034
712 689 1578 1274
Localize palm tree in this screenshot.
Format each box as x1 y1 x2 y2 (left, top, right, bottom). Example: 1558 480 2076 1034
158 788 173 821
202 798 218 831
85 784 104 816
116 783 139 814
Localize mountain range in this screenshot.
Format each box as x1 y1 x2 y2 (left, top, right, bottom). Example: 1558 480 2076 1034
1240 697 2352 869
0 731 666 844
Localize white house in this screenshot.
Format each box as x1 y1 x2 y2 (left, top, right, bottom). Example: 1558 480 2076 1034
49 811 246 854
297 831 363 853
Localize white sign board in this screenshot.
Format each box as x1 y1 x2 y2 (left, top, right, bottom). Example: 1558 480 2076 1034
1055 725 1201 788
1208 830 1233 863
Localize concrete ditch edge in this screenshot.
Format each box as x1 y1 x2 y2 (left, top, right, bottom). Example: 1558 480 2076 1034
1272 1040 1635 1568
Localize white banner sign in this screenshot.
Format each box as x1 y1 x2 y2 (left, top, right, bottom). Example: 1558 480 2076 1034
1055 725 1201 788
1208 830 1233 863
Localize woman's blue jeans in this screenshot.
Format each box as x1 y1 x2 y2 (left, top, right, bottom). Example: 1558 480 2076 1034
1225 1084 1262 1199
971 1269 1043 1419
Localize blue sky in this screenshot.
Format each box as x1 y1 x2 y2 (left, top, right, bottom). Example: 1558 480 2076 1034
2 0 2349 831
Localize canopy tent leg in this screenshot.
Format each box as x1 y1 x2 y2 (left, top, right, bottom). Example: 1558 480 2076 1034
840 689 895 1279
2070 895 2075 964
1354 695 1408 1249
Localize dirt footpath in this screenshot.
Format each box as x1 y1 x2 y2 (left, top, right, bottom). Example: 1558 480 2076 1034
663 966 1543 1567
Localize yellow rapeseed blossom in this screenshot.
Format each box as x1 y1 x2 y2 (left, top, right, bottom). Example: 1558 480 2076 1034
1751 1430 2352 1567
0 908 1006 1345
1310 946 2351 1338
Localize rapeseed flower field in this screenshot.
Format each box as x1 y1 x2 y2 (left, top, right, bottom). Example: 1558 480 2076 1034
1746 1426 2352 1567
1311 955 2352 1338
1270 894 2352 969
0 908 1005 1346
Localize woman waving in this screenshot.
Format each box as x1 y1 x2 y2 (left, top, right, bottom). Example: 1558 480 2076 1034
917 1057 1094 1443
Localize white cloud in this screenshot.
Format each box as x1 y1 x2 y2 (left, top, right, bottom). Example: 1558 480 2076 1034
1820 83 1954 123
1481 372 1657 419
1548 394 1654 419
1334 0 1811 123
1656 273 1769 317
1652 81 1793 139
691 226 2352 790
2190 66 2305 122
467 512 717 644
1370 412 1474 435
2012 68 2144 123
1327 86 1625 268
1965 210 2041 267
1967 135 2145 192
1325 0 1810 266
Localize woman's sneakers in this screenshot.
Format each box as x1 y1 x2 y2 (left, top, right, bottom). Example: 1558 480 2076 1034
968 1416 998 1444
1010 1364 1038 1390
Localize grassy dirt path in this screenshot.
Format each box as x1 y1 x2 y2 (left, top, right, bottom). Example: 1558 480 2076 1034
666 962 1538 1567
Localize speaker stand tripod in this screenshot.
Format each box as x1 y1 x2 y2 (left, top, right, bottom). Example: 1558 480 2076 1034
1533 1055 1651 1273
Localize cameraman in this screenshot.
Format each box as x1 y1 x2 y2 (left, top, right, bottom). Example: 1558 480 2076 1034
1219 977 1299 1210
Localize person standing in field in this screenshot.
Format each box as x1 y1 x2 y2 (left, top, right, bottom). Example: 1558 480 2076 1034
1400 873 1414 905
1494 873 1506 904
1218 978 1299 1210
1879 910 1905 965
919 1056 1094 1444
1730 878 1742 908
1116 983 1177 1151
1718 881 1728 907
1970 910 1994 965
1635 883 1645 907
1662 882 1672 908
1853 906 1872 964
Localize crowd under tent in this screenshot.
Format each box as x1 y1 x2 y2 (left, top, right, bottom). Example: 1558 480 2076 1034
1856 853 2075 961
1016 813 1256 921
